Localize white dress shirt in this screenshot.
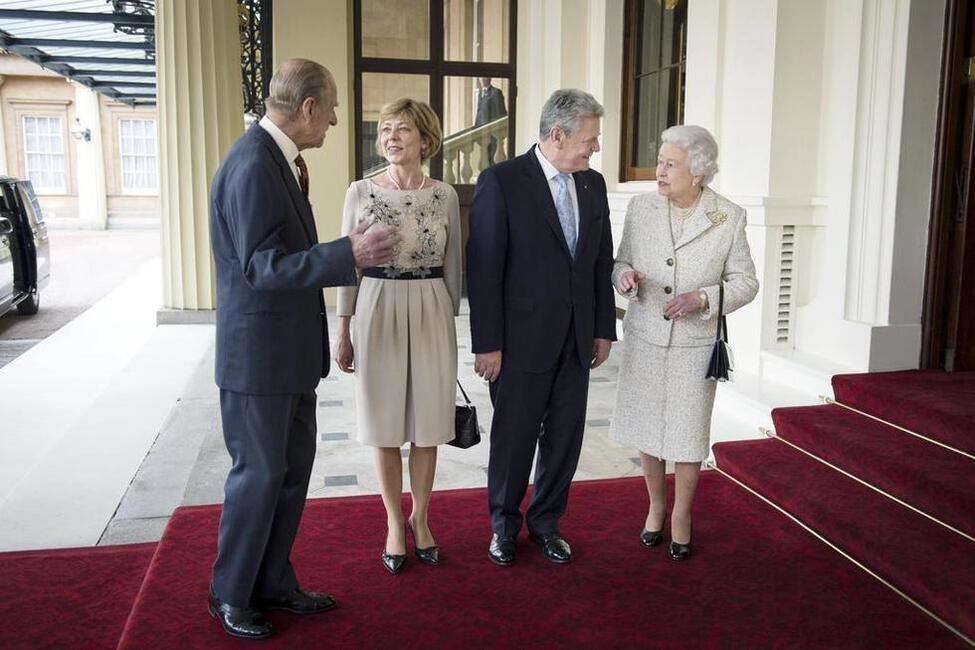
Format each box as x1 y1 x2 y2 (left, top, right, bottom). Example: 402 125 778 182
534 144 580 233
259 115 302 188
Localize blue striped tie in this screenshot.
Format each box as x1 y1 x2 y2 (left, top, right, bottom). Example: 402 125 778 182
554 173 577 256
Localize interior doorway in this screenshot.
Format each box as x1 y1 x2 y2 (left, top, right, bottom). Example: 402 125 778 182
923 0 975 371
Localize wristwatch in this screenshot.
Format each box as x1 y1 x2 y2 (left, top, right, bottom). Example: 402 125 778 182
698 290 708 311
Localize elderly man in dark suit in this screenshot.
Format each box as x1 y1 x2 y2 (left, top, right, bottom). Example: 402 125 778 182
207 58 397 639
467 88 616 567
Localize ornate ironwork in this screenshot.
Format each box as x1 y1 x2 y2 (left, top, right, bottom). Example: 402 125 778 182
239 0 272 118
111 0 155 59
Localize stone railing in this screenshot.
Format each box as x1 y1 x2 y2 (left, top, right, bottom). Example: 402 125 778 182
364 116 508 183
442 117 508 184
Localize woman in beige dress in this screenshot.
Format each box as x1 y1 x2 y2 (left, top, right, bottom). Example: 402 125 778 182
335 99 461 574
611 125 758 561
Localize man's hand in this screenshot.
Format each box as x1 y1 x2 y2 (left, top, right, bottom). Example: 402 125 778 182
615 270 645 295
334 334 354 373
664 291 705 320
591 338 611 369
474 350 502 382
349 218 400 268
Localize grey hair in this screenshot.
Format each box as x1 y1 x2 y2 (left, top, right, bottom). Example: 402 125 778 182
264 59 334 117
538 89 604 140
660 125 719 186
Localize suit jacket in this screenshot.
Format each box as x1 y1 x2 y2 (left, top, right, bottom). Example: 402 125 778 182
474 86 507 127
612 187 759 347
210 124 357 395
467 146 617 372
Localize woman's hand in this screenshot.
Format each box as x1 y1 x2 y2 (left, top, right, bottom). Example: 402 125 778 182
664 291 706 320
615 270 645 295
335 335 354 373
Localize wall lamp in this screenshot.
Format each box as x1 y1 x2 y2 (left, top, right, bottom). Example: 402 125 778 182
70 118 91 142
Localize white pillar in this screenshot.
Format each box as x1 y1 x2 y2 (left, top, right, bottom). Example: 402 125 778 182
156 0 243 311
0 75 8 175
72 83 108 229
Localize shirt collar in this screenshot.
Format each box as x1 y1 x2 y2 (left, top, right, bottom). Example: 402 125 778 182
259 115 301 165
534 144 565 183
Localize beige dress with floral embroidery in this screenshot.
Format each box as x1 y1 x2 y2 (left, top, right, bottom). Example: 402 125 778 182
337 179 462 447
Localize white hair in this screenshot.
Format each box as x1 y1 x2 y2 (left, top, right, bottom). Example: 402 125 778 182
539 89 604 140
660 125 719 186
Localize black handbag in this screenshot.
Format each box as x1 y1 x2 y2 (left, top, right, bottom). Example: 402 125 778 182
449 380 481 449
706 284 734 382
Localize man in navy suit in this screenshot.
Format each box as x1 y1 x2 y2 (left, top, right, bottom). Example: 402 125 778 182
207 59 398 639
467 89 616 566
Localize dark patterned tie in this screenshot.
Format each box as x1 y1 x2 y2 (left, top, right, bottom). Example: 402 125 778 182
295 154 309 197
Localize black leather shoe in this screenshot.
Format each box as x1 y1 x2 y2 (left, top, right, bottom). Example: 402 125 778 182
208 589 273 639
488 533 516 566
407 519 440 565
529 532 572 564
256 588 337 615
382 550 407 574
640 528 663 548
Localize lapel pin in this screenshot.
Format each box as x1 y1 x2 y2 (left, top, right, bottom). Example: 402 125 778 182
707 211 727 225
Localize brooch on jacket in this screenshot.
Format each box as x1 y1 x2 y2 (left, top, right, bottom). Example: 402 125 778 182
707 211 728 226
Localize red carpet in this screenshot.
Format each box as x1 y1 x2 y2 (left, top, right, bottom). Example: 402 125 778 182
0 542 156 650
832 370 975 455
713 439 974 642
116 475 958 649
771 404 975 538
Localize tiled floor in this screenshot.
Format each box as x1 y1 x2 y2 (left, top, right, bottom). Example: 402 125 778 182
101 303 754 545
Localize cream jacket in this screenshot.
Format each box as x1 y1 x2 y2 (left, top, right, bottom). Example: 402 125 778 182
612 187 759 347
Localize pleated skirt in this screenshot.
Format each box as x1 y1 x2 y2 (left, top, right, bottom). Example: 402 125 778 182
610 335 717 462
352 276 457 447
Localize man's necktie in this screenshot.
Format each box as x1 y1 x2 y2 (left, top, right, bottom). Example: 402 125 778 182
295 154 309 197
554 173 577 256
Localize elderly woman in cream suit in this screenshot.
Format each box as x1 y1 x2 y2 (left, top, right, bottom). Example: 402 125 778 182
611 125 758 561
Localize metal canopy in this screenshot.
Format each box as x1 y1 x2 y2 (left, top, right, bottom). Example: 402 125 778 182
0 1 155 108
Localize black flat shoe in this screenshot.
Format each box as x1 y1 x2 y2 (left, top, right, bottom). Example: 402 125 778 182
529 532 572 564
208 589 273 639
256 588 337 615
488 533 516 566
669 525 693 561
381 550 407 574
407 519 440 565
640 528 663 548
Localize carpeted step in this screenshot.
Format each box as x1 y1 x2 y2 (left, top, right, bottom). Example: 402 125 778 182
116 475 963 648
832 370 975 456
771 404 975 539
0 542 156 650
713 439 974 643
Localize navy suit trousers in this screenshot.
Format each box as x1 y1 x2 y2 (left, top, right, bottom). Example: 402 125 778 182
487 322 591 537
211 389 317 607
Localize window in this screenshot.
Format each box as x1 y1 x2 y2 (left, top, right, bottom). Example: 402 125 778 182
119 118 158 193
22 116 66 193
620 0 688 182
354 0 516 185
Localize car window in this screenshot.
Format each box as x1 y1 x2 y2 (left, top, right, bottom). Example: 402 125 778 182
16 182 44 228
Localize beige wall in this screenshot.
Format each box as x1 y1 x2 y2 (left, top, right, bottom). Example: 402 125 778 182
0 54 159 225
273 0 354 303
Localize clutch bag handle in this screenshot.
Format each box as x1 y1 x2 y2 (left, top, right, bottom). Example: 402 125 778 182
715 283 729 344
457 380 472 405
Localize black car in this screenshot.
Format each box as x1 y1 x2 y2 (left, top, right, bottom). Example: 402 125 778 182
0 177 50 316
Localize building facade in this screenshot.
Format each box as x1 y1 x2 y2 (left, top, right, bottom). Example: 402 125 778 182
0 53 160 228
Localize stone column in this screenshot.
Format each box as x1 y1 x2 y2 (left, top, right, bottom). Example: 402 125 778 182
72 83 108 229
156 0 243 312
0 75 8 175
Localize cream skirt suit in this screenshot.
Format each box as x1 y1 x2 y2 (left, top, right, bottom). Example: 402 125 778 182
610 187 758 462
337 179 462 448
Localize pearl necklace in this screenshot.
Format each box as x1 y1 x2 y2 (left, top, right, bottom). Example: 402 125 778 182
386 167 425 191
669 189 703 219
